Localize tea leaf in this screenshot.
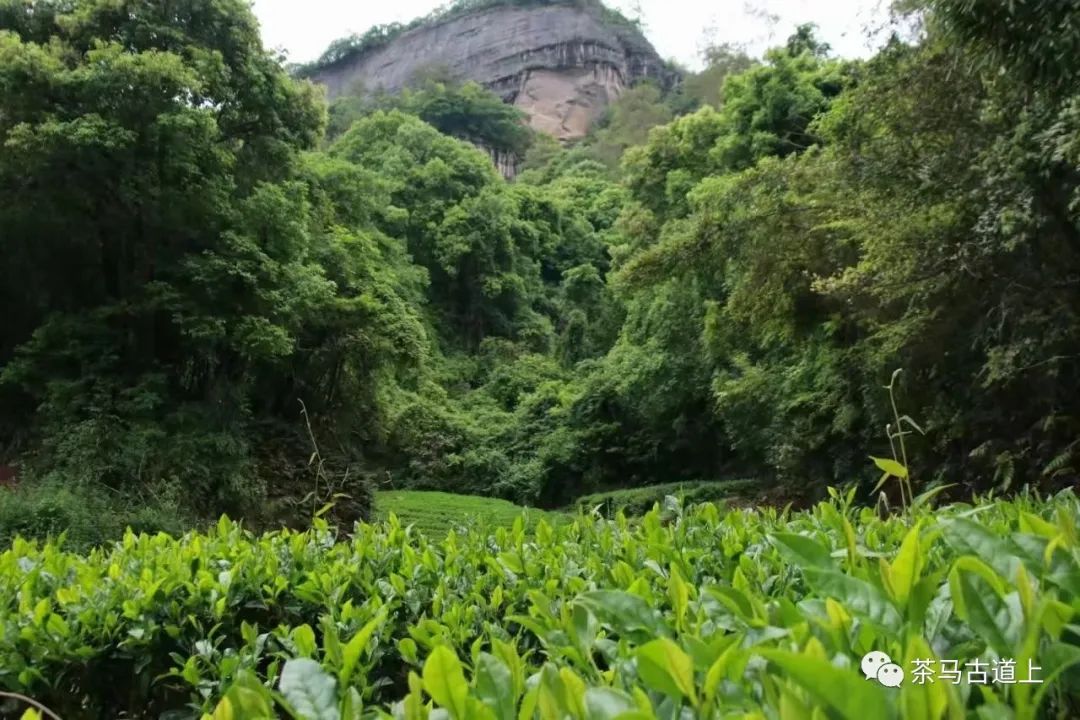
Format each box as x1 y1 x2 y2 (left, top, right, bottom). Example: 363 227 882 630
758 649 893 720
292 624 318 659
576 591 667 637
635 638 697 704
584 687 637 719
771 532 836 570
340 610 386 687
802 568 902 632
423 646 469 719
890 522 923 607
475 653 516 720
280 659 341 720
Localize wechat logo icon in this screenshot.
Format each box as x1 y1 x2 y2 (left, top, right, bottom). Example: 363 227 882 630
862 651 905 687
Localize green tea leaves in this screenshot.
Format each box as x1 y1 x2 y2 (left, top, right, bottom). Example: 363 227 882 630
771 532 836 570
758 649 893 720
576 591 667 638
948 560 1018 656
340 609 386 687
4 491 1079 719
292 625 318 659
280 659 341 720
584 687 638 718
475 653 516 720
423 645 469 719
889 522 924 607
802 568 902 632
635 638 697 705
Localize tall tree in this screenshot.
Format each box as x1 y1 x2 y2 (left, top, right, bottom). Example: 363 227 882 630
0 0 399 517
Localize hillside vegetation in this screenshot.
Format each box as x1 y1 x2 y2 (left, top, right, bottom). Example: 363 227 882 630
4 0 1079 539
374 490 559 536
2 1 1080 716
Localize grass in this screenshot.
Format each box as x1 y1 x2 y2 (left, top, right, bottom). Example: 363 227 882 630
374 490 559 537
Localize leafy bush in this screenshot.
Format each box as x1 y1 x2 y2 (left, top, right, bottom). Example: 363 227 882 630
2 490 1079 718
0 480 191 552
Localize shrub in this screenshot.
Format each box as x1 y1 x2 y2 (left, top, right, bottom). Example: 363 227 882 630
0 479 191 551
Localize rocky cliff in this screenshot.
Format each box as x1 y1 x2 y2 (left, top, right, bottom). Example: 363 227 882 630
308 3 674 144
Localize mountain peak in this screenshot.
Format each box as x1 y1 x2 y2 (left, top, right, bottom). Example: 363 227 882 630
305 1 676 144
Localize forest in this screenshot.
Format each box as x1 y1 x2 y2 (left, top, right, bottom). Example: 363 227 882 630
2 0 1080 718
2 0 1078 539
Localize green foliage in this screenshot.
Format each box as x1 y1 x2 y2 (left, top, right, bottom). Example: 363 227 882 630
926 0 1080 93
672 42 757 112
0 479 192 552
5 0 1080 528
574 478 760 517
584 15 1080 495
0 0 417 525
329 79 533 158
798 19 1080 490
6 4 1080 719
374 490 559 537
2 492 1079 718
709 39 848 170
621 32 852 218
329 110 542 348
580 84 674 172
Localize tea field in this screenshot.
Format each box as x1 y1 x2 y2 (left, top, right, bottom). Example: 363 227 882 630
373 491 560 537
2 489 1079 720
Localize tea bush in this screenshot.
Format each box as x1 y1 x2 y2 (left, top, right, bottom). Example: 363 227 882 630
1 490 1079 719
574 479 761 517
373 491 560 537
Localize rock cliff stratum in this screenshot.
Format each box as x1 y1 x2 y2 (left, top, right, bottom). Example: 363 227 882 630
307 3 674 143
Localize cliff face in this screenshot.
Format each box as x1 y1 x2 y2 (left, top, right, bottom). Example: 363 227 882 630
310 4 674 144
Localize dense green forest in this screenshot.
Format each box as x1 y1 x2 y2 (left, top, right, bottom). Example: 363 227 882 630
2 2 1080 719
1 0 1079 546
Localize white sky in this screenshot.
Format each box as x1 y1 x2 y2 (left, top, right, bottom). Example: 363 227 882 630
252 0 901 71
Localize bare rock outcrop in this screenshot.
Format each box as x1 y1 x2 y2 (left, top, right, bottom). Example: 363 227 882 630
308 3 674 143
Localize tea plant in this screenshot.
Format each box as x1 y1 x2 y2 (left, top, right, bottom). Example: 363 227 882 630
1 490 1078 719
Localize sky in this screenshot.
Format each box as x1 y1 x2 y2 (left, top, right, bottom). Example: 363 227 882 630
251 0 902 72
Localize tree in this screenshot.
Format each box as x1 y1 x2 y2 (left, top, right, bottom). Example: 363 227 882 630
586 84 674 171
0 0 401 521
926 0 1080 93
676 43 756 111
329 78 534 158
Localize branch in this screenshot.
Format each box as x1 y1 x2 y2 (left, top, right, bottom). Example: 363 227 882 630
0 691 63 720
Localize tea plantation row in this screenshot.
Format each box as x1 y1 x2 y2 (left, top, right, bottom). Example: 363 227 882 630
1 489 1078 719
